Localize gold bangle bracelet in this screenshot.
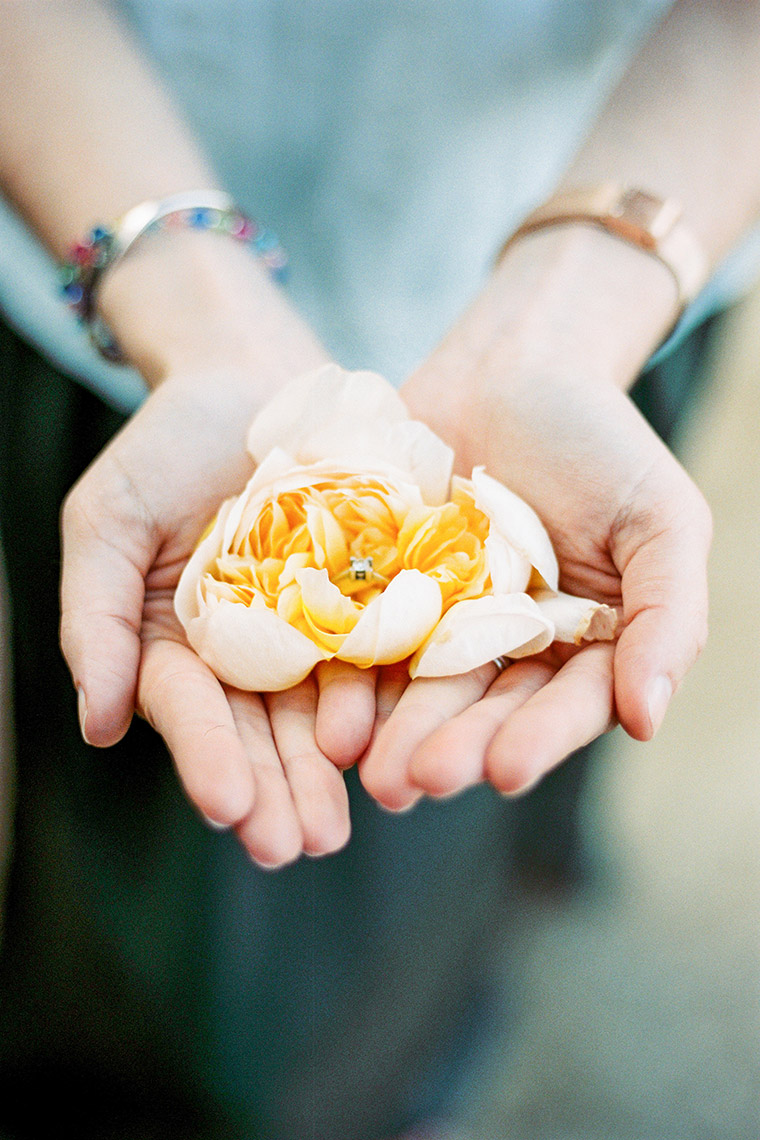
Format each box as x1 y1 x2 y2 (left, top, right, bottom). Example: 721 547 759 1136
496 183 709 315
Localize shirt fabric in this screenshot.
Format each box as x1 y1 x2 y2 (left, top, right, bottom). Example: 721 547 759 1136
2 0 754 412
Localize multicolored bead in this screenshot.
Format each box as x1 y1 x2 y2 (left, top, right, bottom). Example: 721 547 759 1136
60 198 288 355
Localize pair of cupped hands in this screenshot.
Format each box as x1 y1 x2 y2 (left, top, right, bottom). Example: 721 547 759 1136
59 311 711 869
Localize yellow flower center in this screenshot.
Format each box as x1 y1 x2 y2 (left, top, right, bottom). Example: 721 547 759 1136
202 474 490 653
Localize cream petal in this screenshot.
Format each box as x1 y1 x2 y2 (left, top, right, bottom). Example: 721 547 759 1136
246 446 299 496
377 420 453 506
532 588 618 645
409 593 554 679
175 498 236 626
484 533 532 595
246 363 408 465
316 424 451 498
337 569 442 668
246 365 454 498
471 467 559 590
185 595 328 691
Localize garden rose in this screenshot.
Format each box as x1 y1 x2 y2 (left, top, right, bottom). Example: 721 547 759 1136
175 365 616 690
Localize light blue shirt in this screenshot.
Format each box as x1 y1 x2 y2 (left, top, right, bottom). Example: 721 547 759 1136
0 0 755 410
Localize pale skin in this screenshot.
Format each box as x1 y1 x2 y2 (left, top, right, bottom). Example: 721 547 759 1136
1 1 759 866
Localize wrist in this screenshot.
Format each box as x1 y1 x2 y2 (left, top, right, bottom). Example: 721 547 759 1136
424 224 681 404
404 222 684 474
97 228 329 392
489 224 681 390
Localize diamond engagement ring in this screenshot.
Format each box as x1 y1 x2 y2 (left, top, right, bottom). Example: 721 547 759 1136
349 556 374 581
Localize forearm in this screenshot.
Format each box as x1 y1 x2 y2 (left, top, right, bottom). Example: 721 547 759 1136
0 2 217 250
427 0 760 398
0 1 328 390
563 0 760 261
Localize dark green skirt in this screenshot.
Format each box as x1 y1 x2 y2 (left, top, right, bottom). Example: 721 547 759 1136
0 312 715 1140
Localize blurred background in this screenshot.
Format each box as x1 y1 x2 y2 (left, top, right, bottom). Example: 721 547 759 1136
458 288 760 1140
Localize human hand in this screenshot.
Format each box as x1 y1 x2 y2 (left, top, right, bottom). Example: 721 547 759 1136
359 230 712 811
59 368 378 867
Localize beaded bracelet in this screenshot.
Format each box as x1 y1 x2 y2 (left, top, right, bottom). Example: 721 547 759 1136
60 190 288 362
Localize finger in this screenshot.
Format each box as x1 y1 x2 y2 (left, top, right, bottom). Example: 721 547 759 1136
60 483 147 747
226 689 304 868
265 678 351 857
314 660 377 768
138 637 257 827
408 659 556 797
613 490 712 740
368 661 411 749
484 641 616 794
359 664 498 811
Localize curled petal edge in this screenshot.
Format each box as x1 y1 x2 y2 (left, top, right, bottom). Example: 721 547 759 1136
484 532 532 595
410 593 554 679
532 588 618 645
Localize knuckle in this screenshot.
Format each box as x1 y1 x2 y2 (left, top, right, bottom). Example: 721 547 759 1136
283 748 329 774
61 453 156 548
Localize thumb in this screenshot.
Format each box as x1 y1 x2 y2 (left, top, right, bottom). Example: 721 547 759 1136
613 480 712 741
59 475 150 747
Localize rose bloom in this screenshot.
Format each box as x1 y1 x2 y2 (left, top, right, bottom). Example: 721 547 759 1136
175 366 615 691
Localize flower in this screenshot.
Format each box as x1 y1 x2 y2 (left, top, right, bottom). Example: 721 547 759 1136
175 365 616 691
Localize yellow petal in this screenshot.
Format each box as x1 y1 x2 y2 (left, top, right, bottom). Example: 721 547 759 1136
305 503 349 574
337 569 442 668
409 593 554 678
296 567 360 636
531 588 618 645
470 467 559 590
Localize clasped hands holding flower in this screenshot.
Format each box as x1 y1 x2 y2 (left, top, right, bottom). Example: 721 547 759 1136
59 271 711 869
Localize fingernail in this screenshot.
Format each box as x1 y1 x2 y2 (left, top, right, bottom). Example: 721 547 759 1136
647 674 672 736
77 686 92 745
201 814 233 832
501 771 543 798
379 793 422 814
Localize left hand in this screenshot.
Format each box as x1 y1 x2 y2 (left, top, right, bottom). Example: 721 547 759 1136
358 238 712 811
